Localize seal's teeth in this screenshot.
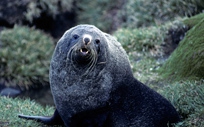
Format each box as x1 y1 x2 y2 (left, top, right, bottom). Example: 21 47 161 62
80 48 89 54
80 49 83 53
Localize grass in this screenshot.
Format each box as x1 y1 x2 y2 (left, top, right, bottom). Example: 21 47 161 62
130 56 164 90
0 96 55 127
160 80 204 127
183 13 204 28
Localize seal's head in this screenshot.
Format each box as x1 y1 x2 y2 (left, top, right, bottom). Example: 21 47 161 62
67 26 106 68
52 25 108 75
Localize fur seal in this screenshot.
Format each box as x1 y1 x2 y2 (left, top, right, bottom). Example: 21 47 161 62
18 25 180 127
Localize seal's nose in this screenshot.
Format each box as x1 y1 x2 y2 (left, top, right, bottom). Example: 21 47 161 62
83 34 92 45
84 38 90 45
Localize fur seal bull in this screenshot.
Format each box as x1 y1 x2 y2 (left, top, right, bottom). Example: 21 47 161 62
18 25 180 127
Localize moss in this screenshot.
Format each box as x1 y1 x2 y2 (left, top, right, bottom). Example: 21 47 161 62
0 25 55 89
159 18 204 81
0 96 55 126
160 80 204 127
183 13 204 28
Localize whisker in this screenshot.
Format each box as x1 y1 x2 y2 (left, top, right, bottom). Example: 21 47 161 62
97 61 106 64
83 50 98 76
88 57 97 72
67 45 99 77
67 44 78 69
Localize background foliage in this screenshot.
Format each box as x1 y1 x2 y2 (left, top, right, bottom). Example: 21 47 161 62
0 26 54 89
75 0 204 32
114 26 164 56
75 0 124 32
118 0 204 28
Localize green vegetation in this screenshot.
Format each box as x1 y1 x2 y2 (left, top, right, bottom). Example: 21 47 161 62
0 96 55 126
75 0 123 32
0 25 54 89
160 15 204 81
113 25 167 88
114 19 189 57
130 57 163 90
118 0 204 28
76 0 203 32
114 26 164 57
160 80 204 127
183 12 204 27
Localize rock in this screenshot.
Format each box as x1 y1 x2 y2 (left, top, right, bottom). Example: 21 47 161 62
162 23 189 56
0 87 21 97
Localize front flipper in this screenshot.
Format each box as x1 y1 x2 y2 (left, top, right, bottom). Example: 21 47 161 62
18 109 64 125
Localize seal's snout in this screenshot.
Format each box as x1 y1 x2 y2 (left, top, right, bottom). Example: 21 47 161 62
83 34 92 45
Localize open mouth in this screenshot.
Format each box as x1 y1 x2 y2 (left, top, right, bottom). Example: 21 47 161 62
79 48 89 55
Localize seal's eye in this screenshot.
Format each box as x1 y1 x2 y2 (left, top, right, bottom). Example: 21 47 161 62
95 39 100 53
95 39 100 44
73 34 79 40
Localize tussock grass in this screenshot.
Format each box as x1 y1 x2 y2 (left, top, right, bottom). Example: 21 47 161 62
114 26 164 56
0 25 54 89
160 80 204 127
